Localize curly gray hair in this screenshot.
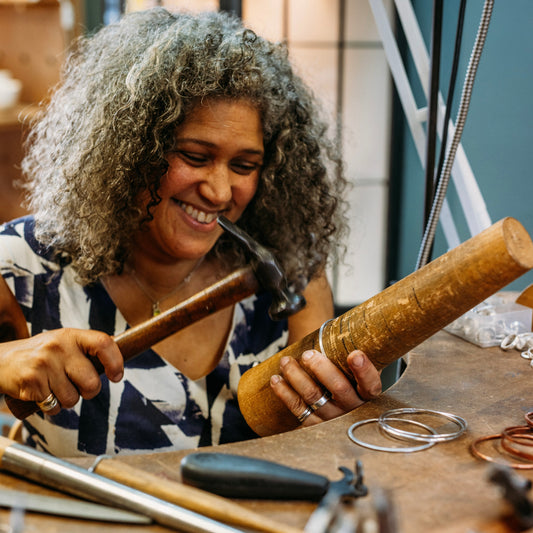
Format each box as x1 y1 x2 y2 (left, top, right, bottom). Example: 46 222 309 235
21 8 347 289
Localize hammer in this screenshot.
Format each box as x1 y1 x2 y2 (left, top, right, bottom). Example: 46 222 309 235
2 217 305 419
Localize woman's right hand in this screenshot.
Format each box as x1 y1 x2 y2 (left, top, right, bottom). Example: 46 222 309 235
0 328 124 414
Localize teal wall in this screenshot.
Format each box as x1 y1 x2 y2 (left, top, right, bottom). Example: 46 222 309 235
389 0 533 293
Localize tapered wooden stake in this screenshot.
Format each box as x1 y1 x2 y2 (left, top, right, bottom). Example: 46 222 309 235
238 218 533 436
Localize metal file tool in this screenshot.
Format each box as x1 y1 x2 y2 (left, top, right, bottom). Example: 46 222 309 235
0 487 151 524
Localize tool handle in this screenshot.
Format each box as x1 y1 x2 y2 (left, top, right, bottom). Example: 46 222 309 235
4 267 259 420
180 452 329 500
238 217 533 436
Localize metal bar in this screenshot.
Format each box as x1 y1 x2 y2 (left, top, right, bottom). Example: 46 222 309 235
0 439 244 533
394 0 492 237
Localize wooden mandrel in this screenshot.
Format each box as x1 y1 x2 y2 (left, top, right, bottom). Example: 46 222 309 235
237 217 533 436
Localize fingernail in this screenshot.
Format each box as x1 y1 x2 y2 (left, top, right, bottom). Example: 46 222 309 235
280 356 290 367
270 374 281 385
111 370 124 382
302 350 315 362
352 353 365 367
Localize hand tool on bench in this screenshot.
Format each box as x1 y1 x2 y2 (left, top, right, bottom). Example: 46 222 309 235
0 487 151 524
88 452 303 533
488 464 533 529
0 436 249 533
1 216 305 419
180 452 366 501
238 217 533 436
181 452 367 533
180 452 367 501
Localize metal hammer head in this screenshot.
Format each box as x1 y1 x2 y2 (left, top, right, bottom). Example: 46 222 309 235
218 216 306 320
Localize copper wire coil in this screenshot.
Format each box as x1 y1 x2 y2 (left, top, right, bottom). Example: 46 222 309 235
501 438 533 461
470 434 533 470
500 425 533 461
525 411 533 428
502 425 533 444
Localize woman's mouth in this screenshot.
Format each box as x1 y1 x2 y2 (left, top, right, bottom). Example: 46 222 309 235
176 200 218 224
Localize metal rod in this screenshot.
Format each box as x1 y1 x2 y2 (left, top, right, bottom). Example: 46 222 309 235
0 438 243 533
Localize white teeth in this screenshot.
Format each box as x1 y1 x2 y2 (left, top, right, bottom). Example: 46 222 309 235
177 201 217 224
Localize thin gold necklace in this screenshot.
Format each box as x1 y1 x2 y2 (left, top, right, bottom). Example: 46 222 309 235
129 258 203 317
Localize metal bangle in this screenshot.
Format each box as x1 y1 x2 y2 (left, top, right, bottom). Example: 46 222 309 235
378 408 467 443
347 418 437 453
318 318 334 356
470 434 533 470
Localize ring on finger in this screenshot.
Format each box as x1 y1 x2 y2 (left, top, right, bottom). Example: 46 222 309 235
36 392 59 412
310 390 332 411
297 406 313 423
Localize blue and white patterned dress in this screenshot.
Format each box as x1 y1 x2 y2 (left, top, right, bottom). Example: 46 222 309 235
0 217 288 457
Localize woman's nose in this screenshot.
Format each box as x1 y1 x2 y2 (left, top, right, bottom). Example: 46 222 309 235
199 165 233 205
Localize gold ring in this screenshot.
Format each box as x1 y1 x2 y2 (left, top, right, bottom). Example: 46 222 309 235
36 392 59 412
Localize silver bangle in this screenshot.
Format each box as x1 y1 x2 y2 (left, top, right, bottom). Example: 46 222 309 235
378 408 467 443
318 318 334 356
348 418 437 453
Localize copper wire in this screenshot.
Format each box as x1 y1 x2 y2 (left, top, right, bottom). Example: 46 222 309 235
500 425 533 461
470 433 533 470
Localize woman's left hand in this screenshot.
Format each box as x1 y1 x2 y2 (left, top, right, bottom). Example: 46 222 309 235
270 349 382 426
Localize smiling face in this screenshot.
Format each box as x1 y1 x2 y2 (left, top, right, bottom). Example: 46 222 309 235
135 98 264 263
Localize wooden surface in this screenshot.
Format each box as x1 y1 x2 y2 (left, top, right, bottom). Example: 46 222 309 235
0 330 532 532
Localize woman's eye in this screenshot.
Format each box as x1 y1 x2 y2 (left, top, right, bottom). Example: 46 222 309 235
231 161 261 175
181 152 208 165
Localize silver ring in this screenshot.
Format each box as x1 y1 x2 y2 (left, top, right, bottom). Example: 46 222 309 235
501 333 519 350
36 392 59 412
318 318 334 356
309 391 332 411
297 406 314 423
378 408 467 443
348 418 437 453
521 348 533 360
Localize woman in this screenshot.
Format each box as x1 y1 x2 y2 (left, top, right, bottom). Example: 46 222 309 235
0 8 381 456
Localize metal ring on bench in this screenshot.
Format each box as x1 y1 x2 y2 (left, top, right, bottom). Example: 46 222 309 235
348 418 437 453
378 408 467 443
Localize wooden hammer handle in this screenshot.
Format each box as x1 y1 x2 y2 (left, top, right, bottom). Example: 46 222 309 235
4 267 259 419
237 217 533 436
92 457 302 533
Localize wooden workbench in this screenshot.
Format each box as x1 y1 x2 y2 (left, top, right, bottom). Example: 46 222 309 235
0 330 532 532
